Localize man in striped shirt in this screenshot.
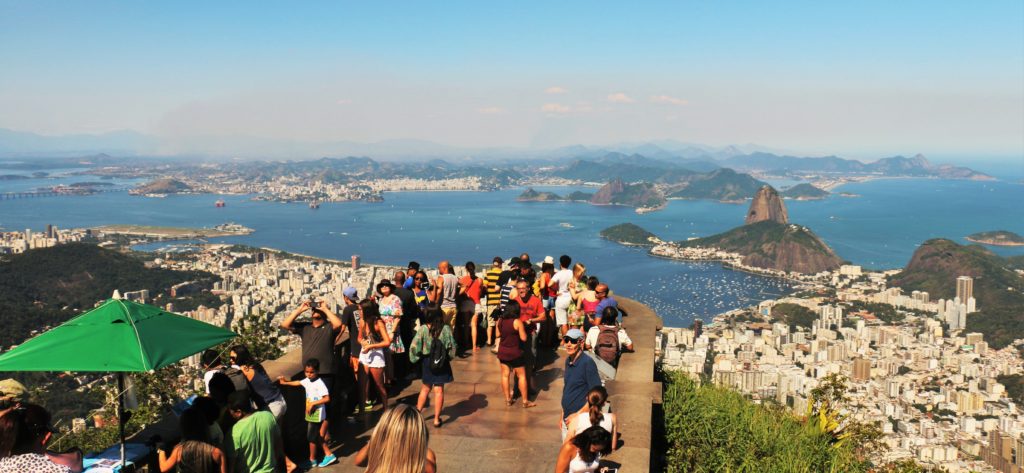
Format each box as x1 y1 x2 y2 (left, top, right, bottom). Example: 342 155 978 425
484 256 503 346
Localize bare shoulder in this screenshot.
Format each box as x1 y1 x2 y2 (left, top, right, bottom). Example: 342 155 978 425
425 448 437 473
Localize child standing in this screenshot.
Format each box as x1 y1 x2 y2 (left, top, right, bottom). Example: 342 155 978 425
278 358 338 469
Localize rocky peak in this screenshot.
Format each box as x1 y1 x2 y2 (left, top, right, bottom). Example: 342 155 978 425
590 178 626 205
745 185 788 225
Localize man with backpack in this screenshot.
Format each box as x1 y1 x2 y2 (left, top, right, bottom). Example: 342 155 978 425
584 306 634 381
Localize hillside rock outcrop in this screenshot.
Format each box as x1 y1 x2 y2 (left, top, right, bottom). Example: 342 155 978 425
745 185 789 224
590 179 666 208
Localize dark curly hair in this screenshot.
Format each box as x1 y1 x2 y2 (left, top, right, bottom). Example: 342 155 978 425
572 426 612 464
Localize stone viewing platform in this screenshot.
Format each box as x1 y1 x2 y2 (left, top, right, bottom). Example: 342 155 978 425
265 296 663 472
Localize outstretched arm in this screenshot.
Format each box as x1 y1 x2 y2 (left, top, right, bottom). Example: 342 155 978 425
318 301 343 331
281 301 310 331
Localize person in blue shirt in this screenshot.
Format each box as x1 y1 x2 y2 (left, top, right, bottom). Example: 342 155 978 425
560 328 602 441
593 284 619 326
403 261 421 290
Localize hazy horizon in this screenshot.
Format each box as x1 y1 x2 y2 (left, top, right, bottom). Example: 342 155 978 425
1 1 1022 161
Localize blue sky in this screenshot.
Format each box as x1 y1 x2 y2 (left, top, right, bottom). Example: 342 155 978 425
1 1 1022 159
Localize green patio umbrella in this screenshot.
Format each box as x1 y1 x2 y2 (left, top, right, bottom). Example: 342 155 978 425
0 298 237 465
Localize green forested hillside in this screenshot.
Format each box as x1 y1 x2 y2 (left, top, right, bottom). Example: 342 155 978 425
0 243 220 348
678 221 843 274
600 223 658 246
889 239 1024 348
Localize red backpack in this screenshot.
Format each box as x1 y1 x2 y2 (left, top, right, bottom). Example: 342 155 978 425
596 326 620 364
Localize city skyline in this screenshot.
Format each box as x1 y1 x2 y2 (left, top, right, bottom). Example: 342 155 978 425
1 1 1022 161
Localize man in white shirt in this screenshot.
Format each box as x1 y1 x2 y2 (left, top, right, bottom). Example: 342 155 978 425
548 254 575 338
584 306 634 380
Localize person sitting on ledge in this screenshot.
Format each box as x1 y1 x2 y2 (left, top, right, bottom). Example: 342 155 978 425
592 284 619 324
584 306 634 380
554 425 612 473
563 386 618 451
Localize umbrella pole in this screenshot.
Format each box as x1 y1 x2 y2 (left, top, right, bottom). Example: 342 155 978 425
117 372 126 468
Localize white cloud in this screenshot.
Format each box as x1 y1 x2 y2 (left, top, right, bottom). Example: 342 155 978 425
335 99 352 105
650 95 688 106
544 86 567 94
541 103 571 114
607 92 634 104
477 106 505 114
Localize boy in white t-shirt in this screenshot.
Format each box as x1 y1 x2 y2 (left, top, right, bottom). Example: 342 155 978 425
278 358 337 468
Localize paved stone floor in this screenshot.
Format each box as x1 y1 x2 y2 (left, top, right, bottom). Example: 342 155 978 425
316 347 570 473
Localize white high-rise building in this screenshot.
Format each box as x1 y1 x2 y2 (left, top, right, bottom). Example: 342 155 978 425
956 276 974 303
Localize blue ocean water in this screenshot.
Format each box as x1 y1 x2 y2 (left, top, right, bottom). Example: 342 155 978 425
1 175 1021 326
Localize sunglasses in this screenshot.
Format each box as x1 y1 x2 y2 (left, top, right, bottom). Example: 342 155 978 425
562 336 580 344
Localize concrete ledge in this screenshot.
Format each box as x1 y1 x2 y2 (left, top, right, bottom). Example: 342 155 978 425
601 296 663 471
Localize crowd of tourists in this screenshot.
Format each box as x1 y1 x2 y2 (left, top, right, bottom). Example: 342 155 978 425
0 251 634 472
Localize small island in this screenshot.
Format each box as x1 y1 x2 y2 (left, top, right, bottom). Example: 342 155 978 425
966 230 1024 247
600 223 661 247
517 188 594 202
781 183 829 200
517 188 565 201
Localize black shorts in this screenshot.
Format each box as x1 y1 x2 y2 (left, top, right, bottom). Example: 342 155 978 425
307 421 325 443
500 356 526 369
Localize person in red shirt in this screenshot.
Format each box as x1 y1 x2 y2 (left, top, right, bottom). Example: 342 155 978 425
458 261 485 352
514 280 546 393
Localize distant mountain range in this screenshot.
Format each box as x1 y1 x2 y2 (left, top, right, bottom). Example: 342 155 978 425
720 152 992 180
665 168 766 201
0 127 993 182
0 128 160 157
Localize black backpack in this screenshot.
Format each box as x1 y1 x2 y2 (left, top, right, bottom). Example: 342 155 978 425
428 332 449 374
222 367 249 392
207 366 252 406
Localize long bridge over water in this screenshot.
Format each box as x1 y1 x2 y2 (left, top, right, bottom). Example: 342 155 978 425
0 187 130 201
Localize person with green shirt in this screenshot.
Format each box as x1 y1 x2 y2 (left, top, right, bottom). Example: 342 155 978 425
227 392 293 473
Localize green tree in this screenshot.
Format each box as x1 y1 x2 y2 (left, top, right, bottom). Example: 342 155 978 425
220 310 283 362
806 374 885 461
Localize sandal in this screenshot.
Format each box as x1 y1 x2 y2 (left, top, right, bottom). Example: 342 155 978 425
522 401 537 408
506 399 514 406
434 418 443 428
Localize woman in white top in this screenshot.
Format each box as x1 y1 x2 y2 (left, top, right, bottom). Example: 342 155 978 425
563 386 617 450
554 426 612 473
